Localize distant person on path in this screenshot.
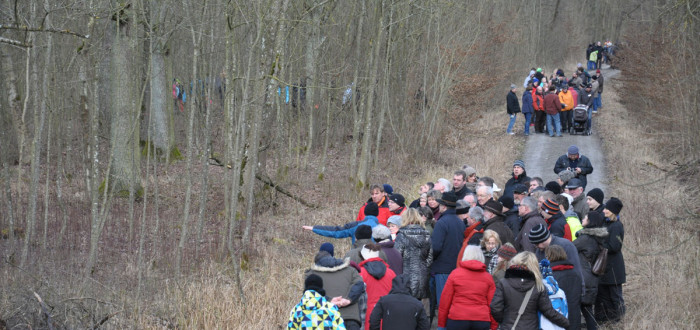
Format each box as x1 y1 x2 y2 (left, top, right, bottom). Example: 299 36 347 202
594 69 604 111
558 85 575 132
588 45 598 70
543 85 563 137
521 84 534 136
523 69 536 88
590 75 601 114
506 84 521 135
533 85 546 134
554 145 594 190
578 84 595 134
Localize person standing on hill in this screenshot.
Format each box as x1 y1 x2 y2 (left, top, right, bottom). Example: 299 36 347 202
521 84 534 136
355 184 391 225
578 84 595 134
590 75 600 114
506 84 521 135
543 85 563 137
452 170 472 200
515 197 547 252
595 69 604 111
596 198 626 325
369 275 430 330
359 244 397 330
533 85 546 134
558 85 575 133
554 145 594 190
303 203 381 245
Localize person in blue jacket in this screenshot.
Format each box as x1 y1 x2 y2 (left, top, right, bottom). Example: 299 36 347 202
303 202 380 245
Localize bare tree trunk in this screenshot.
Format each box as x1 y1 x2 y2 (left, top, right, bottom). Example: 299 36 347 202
0 48 20 165
373 3 395 166
349 0 366 180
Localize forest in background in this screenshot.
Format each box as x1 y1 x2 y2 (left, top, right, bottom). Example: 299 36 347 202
0 0 697 328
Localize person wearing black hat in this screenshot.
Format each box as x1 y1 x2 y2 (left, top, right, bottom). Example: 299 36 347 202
387 193 407 217
596 197 626 324
499 195 521 238
369 275 430 330
512 183 529 205
430 191 466 317
504 160 531 199
586 188 605 215
554 145 594 189
288 274 347 329
528 224 583 286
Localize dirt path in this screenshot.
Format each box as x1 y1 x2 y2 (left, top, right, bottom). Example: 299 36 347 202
522 67 619 190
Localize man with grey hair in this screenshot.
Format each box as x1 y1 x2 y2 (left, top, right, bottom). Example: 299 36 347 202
463 192 477 209
434 178 452 193
564 178 588 220
514 196 547 252
463 206 485 245
476 185 494 207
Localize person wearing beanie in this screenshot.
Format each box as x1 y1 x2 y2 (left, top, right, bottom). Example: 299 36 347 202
557 169 576 189
431 190 466 311
504 160 531 199
543 84 563 137
490 243 517 282
528 224 584 287
387 193 407 217
499 195 521 238
506 83 521 135
344 224 388 267
372 225 403 275
540 198 572 241
319 242 334 257
300 260 359 330
359 243 397 330
586 188 605 215
386 215 402 240
288 273 346 329
545 181 562 194
303 202 382 245
596 198 626 324
355 184 392 225
554 145 594 189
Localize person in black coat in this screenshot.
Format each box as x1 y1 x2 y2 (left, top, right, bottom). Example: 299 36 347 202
503 160 531 199
499 195 521 238
369 275 430 330
574 211 608 330
506 84 521 135
595 198 626 324
546 245 583 330
554 145 594 190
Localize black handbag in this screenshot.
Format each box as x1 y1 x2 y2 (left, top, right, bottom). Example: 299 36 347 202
592 247 609 276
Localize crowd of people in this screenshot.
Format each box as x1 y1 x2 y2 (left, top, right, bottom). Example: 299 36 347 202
289 144 626 329
507 62 604 137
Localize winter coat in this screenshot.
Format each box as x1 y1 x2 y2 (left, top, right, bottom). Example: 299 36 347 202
369 275 430 330
523 70 535 88
558 90 575 111
503 171 531 199
288 290 346 330
503 207 521 239
564 209 583 241
313 215 379 245
515 211 547 253
569 88 579 107
571 193 589 221
544 91 563 115
507 91 521 115
532 90 544 111
394 225 433 299
553 154 594 189
345 238 388 269
439 260 496 328
306 253 365 323
545 212 570 240
600 219 626 285
377 240 403 275
551 260 583 330
482 215 515 246
535 236 584 286
521 90 534 114
490 268 570 329
597 74 604 94
591 80 600 98
356 197 391 225
359 258 396 330
574 227 608 305
578 90 594 108
453 185 473 200
431 209 466 274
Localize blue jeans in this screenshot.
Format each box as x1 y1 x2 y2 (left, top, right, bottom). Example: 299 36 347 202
433 273 450 307
588 60 596 70
546 113 562 136
587 106 593 131
523 113 532 134
594 94 602 110
506 114 516 133
446 319 491 330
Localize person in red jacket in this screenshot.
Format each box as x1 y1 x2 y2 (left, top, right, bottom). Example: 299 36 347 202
543 85 563 137
439 245 496 330
359 243 396 330
532 85 546 133
356 184 392 225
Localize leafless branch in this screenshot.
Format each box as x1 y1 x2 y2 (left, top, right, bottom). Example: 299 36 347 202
0 23 89 39
0 36 31 48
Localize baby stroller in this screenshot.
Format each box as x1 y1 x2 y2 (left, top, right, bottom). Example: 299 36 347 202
571 105 589 135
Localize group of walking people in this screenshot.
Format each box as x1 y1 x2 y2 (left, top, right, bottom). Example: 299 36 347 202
289 144 626 329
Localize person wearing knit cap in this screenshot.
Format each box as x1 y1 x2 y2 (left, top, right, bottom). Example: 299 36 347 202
586 188 605 215
596 197 626 324
540 198 572 240
554 145 594 190
387 193 406 218
373 224 404 275
386 215 402 240
545 181 562 194
489 242 518 281
288 274 346 329
528 224 584 288
383 184 393 196
430 190 466 309
557 169 576 189
499 195 521 238
319 242 334 257
504 160 531 199
344 224 388 266
506 83 521 135
303 202 381 245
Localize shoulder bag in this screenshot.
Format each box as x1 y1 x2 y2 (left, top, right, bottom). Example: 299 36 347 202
511 286 534 330
592 246 609 276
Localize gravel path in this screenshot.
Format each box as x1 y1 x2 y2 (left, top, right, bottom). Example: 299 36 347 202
522 67 619 191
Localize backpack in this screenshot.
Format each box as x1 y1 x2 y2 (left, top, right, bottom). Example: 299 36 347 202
539 276 568 330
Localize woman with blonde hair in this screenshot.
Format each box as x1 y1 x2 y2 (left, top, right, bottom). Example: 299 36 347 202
480 229 501 269
490 251 569 329
394 208 432 301
438 245 496 329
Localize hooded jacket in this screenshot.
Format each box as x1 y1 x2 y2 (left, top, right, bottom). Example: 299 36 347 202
438 260 496 328
532 89 544 111
313 215 379 245
551 260 583 330
490 268 570 329
394 225 433 299
558 90 575 111
515 211 547 252
360 257 396 330
369 275 430 330
288 290 346 329
345 238 388 266
574 227 608 305
305 253 365 323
